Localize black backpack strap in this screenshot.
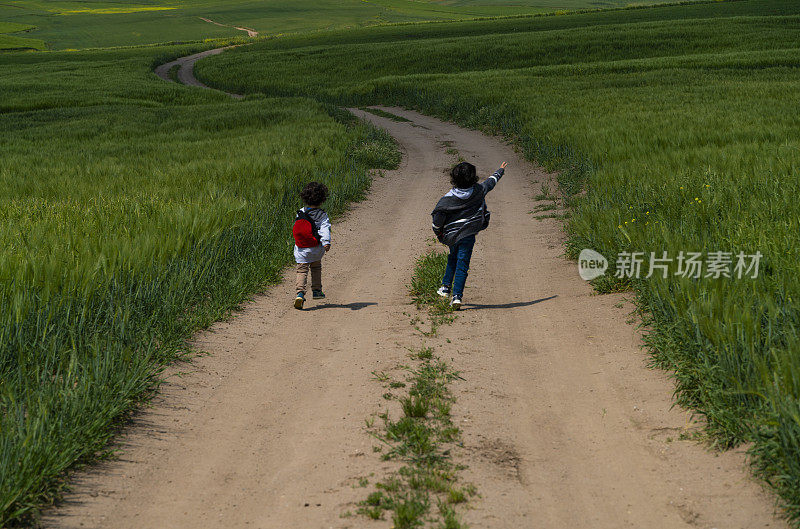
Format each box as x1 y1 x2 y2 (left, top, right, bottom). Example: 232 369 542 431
296 208 321 242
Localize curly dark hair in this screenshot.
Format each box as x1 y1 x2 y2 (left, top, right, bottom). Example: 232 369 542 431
300 181 329 206
450 162 478 189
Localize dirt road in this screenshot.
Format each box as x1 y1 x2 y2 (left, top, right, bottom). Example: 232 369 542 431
198 18 259 38
44 106 784 529
154 48 243 98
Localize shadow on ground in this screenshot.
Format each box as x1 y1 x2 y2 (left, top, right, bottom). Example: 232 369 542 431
305 302 377 311
463 295 557 310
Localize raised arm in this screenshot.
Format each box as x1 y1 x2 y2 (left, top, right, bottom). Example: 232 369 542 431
479 161 507 194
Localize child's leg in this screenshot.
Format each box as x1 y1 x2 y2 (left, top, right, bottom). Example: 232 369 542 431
310 260 323 291
442 248 458 289
295 262 310 293
452 235 476 298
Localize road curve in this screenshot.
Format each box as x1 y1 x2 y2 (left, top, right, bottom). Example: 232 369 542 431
154 47 243 99
199 17 259 38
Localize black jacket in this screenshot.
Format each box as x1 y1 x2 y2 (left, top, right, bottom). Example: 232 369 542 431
431 167 504 246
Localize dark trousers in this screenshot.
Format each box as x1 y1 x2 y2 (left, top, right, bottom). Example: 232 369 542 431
442 235 476 298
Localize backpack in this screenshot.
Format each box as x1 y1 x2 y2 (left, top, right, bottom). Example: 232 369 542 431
293 209 321 248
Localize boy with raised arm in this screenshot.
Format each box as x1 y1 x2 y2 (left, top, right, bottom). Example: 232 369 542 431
431 161 507 310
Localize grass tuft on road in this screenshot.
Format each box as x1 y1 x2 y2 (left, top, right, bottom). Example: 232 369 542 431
360 107 412 122
362 349 472 528
409 250 456 335
359 250 472 527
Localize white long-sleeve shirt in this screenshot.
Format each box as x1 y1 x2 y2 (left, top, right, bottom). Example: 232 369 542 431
293 206 331 263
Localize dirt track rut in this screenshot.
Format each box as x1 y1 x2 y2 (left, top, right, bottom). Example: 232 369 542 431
43 103 785 528
154 48 242 98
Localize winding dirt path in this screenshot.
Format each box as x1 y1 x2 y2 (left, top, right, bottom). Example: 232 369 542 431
198 17 259 38
154 47 243 99
44 69 786 528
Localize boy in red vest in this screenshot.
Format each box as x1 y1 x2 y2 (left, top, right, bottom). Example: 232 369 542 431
292 182 331 309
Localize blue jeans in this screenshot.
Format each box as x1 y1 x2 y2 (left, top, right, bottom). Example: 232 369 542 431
442 235 476 298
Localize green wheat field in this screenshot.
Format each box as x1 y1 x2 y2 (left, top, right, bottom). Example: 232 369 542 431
2 0 800 525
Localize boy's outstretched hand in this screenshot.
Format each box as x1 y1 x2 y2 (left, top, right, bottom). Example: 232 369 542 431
500 161 508 169
324 244 331 252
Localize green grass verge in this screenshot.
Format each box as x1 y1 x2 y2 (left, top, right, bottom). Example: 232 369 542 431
0 22 45 51
197 0 800 522
0 44 400 525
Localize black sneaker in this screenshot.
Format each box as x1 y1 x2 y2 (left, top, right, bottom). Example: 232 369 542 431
294 291 305 309
312 290 326 300
451 296 462 311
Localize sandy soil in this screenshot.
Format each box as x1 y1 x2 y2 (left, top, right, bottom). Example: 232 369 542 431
42 106 786 529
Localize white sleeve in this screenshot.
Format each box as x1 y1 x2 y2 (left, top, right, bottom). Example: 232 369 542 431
319 213 332 245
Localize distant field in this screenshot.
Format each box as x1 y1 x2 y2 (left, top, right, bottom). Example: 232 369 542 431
0 20 44 50
197 0 800 522
0 0 694 50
